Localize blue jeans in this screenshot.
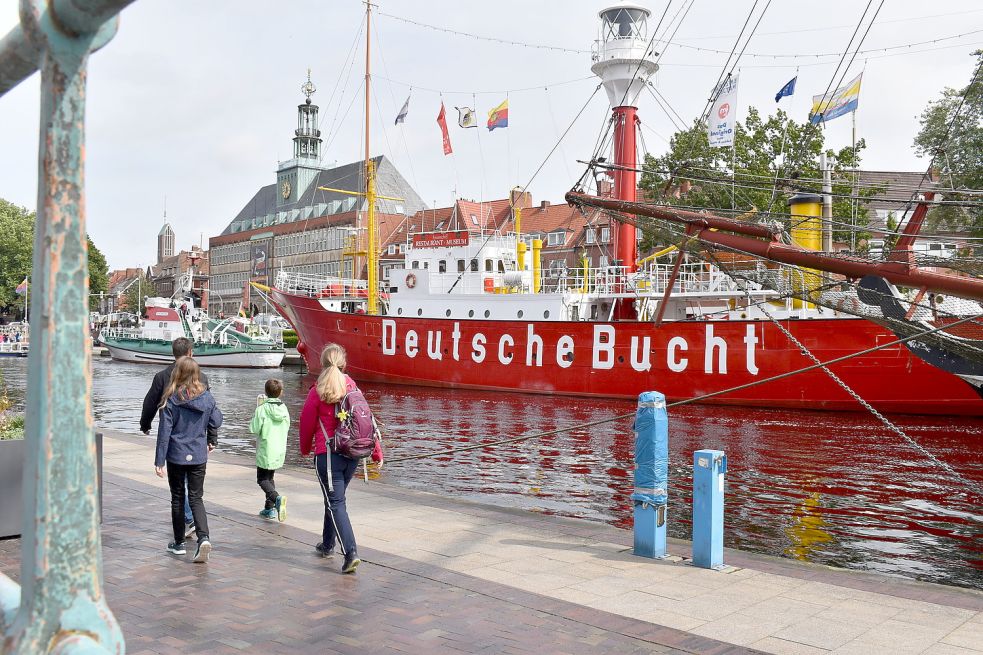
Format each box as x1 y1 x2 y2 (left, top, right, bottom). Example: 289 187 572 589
315 452 358 556
184 482 193 524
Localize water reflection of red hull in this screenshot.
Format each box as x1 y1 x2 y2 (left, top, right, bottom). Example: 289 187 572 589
271 290 982 416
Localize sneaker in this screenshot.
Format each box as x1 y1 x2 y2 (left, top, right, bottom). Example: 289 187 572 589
314 543 335 558
275 495 287 522
184 521 196 538
193 540 211 563
167 541 186 555
259 508 277 521
342 553 361 574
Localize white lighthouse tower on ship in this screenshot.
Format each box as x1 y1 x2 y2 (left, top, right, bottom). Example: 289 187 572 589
591 3 659 318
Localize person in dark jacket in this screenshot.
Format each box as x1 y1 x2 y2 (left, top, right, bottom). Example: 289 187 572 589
140 337 211 434
154 356 223 563
141 337 214 536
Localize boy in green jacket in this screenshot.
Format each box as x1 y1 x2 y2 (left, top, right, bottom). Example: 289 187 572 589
250 379 291 522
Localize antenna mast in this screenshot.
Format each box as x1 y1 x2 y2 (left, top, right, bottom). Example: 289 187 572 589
364 1 378 315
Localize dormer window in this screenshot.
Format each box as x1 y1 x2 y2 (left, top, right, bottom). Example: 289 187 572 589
387 244 397 255
600 227 611 242
547 231 566 247
585 229 595 244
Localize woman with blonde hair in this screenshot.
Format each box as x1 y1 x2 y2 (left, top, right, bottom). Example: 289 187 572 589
299 343 364 574
154 356 223 563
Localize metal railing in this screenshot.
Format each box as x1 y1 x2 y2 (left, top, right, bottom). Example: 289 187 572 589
1 2 135 652
276 270 371 298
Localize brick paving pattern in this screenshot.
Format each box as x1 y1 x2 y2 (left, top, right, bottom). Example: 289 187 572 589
0 476 758 655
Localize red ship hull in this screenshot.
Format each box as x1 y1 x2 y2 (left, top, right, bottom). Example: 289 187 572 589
272 290 983 416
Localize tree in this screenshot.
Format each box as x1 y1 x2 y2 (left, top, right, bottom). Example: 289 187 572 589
87 237 110 311
0 200 35 316
638 108 877 252
0 197 113 314
122 273 157 315
913 50 983 236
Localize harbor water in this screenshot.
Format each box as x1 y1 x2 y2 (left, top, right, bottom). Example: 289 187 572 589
1 356 981 589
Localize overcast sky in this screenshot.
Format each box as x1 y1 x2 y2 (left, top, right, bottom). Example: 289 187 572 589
1 0 980 270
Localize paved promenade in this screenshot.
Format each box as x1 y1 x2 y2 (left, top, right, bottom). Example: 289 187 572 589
2 431 981 654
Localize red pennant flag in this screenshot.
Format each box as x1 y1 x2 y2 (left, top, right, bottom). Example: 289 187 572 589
437 102 453 155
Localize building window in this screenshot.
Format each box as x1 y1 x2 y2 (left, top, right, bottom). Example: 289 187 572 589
411 261 419 269
398 244 406 254
470 259 479 272
585 229 595 244
388 244 397 255
497 260 505 273
471 214 478 225
438 260 447 273
599 255 609 268
485 259 493 272
457 260 466 273
600 227 610 242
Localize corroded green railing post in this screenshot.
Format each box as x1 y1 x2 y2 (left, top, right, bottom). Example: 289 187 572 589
0 1 135 653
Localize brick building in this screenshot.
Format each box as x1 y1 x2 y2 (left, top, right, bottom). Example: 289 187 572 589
208 75 425 317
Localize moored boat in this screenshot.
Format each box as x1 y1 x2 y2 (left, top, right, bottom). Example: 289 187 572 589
100 269 284 369
269 1 982 416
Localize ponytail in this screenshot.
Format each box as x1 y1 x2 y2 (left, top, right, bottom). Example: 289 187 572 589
316 343 347 404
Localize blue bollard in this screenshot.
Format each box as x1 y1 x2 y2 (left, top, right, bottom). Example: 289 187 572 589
692 449 727 569
632 391 668 558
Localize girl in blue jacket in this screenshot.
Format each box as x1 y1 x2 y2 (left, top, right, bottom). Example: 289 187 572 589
155 356 223 562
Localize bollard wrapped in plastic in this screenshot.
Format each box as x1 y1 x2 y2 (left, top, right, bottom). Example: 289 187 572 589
630 391 669 507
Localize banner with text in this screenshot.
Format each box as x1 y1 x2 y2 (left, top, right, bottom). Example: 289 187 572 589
411 230 470 249
708 75 739 148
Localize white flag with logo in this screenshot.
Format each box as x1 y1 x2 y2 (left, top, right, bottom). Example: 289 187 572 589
708 75 739 148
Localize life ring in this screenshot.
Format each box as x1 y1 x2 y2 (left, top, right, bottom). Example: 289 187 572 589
405 273 417 289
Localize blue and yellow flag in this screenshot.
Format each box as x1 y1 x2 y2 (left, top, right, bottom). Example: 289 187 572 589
487 99 508 131
809 74 861 124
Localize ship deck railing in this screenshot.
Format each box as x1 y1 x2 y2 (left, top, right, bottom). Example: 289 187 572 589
542 262 771 297
275 270 372 298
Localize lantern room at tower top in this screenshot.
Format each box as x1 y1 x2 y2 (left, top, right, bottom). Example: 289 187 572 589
591 1 659 108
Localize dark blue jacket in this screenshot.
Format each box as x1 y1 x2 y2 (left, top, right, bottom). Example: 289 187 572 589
155 390 223 467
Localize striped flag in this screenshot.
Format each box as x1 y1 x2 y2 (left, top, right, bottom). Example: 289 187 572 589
14 277 28 296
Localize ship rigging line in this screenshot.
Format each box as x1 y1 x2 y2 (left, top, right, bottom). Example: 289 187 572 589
385 312 983 496
445 84 602 295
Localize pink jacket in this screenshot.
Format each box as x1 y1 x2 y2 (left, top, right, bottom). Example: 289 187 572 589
299 375 384 462
298 375 356 457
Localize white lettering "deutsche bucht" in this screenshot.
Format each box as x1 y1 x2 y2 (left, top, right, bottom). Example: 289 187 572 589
381 320 760 375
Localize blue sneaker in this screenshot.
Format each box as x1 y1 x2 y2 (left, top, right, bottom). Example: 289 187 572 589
259 508 277 521
275 495 287 522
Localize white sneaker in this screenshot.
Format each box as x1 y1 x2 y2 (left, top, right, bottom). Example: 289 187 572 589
193 540 211 563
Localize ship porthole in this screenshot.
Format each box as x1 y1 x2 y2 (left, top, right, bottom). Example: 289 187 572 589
484 310 490 318
468 310 474 318
543 310 550 319
417 308 423 316
517 310 524 318
445 309 452 317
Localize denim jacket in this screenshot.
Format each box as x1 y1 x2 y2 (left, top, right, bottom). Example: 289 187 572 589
155 389 223 467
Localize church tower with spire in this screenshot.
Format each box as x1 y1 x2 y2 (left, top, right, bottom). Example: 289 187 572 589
277 70 325 207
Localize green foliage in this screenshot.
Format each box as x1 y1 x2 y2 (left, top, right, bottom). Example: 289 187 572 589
0 197 112 314
883 213 900 253
638 108 877 252
88 237 110 310
122 273 157 314
0 199 35 315
913 50 983 236
282 329 298 348
0 370 24 440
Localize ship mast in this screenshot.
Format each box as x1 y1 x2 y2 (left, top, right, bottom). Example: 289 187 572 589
364 0 378 315
591 2 658 319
